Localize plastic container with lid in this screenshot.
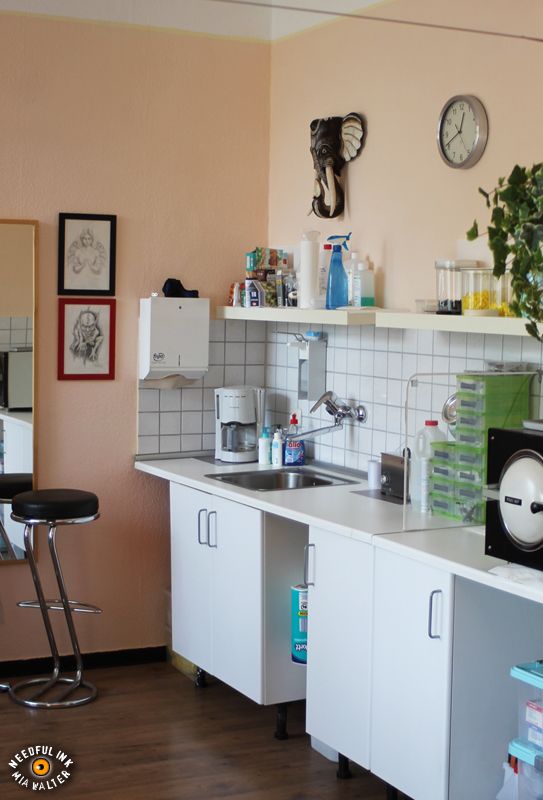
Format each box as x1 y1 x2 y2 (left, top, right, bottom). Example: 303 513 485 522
435 260 479 315
461 266 499 315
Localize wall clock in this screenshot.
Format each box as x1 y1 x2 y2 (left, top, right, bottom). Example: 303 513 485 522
437 95 488 169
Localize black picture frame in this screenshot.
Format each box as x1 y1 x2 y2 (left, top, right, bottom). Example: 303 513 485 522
58 213 116 296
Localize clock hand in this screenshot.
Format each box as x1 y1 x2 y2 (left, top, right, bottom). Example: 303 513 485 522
459 112 465 133
445 130 460 147
454 123 469 153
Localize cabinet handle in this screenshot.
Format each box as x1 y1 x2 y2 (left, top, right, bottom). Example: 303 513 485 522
197 509 208 545
207 510 218 548
428 589 442 639
304 543 315 586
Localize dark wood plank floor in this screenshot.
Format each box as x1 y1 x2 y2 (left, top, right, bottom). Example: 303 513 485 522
0 662 391 799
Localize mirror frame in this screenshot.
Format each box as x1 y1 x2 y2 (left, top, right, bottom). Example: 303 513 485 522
0 219 38 565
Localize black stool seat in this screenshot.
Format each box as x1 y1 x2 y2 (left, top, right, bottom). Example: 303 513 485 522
0 473 33 501
12 489 99 521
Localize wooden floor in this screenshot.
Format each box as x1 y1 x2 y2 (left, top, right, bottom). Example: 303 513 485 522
0 662 391 799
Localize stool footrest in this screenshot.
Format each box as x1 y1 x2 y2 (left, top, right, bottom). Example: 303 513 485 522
9 676 97 709
17 599 102 614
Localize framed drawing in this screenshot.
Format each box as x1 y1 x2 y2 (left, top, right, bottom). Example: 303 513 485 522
58 298 116 380
58 213 116 295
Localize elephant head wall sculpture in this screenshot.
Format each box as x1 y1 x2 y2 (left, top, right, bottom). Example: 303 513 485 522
310 113 364 218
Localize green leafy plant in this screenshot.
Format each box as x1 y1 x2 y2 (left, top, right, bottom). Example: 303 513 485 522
467 162 543 340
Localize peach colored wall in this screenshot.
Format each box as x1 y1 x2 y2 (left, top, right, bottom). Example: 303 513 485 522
268 0 543 308
0 14 269 660
0 222 34 315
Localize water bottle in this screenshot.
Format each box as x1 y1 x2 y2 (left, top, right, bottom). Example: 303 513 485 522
410 420 446 512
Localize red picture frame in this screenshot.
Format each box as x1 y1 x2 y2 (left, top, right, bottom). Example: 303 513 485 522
58 298 116 380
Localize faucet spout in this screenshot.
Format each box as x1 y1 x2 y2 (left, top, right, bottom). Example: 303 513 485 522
286 421 344 442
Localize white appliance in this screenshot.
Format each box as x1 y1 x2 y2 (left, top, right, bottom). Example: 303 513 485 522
138 297 209 381
0 350 32 410
215 386 264 463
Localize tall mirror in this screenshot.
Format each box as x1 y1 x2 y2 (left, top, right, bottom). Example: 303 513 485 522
0 220 36 562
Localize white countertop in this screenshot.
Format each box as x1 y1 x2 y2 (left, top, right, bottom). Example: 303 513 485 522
0 410 32 428
135 457 543 606
135 457 459 543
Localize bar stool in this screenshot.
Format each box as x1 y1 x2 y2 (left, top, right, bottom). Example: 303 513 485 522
0 473 33 561
8 488 101 709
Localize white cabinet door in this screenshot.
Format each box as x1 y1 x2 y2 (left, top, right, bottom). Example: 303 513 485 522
371 548 453 800
170 482 214 674
305 526 373 769
211 493 263 703
3 419 33 473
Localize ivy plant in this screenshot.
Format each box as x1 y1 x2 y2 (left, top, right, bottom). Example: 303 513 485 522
467 162 543 340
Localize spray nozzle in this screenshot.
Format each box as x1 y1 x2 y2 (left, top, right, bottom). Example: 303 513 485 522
327 232 352 251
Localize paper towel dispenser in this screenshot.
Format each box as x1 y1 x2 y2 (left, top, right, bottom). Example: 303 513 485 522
138 296 210 381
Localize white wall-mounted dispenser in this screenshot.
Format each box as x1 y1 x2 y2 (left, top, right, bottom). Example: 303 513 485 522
138 296 210 381
287 331 326 401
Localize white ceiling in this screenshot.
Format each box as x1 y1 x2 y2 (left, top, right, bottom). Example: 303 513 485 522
0 0 381 40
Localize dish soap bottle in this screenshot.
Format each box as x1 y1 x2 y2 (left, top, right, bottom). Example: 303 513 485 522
271 429 284 467
258 427 271 466
325 232 351 309
285 413 305 466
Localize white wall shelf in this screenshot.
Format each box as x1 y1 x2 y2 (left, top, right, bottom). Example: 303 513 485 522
215 306 376 326
215 305 535 337
374 311 532 337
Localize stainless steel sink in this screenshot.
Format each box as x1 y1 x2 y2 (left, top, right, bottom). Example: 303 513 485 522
205 467 355 492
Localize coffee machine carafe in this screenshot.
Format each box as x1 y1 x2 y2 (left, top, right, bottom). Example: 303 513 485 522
215 386 264 463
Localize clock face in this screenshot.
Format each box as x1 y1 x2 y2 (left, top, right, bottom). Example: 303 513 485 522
437 95 488 169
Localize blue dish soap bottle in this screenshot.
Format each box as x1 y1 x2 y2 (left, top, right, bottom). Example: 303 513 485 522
325 232 351 309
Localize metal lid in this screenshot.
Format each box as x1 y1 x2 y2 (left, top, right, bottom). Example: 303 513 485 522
434 259 481 269
499 449 543 551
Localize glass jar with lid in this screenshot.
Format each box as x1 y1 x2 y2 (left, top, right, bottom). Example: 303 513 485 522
435 260 479 315
461 266 498 315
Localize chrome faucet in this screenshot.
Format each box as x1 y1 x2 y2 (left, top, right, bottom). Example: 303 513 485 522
285 391 366 442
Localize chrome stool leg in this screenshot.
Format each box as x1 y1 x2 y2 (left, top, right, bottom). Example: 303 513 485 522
9 520 99 709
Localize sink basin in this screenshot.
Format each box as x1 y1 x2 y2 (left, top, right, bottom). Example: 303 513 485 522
205 467 355 492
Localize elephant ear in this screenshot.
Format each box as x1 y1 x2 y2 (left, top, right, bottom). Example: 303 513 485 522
340 113 364 162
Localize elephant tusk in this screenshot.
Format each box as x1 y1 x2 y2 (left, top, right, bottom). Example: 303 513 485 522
326 164 336 216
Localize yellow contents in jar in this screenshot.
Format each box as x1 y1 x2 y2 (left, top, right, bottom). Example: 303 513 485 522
462 290 493 310
462 291 514 316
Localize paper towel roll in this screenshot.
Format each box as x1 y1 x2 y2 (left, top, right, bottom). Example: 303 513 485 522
298 231 320 309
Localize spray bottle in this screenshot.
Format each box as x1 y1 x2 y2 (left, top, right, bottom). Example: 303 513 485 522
325 232 351 310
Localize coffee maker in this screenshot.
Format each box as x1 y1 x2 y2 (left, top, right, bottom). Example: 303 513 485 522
214 386 265 463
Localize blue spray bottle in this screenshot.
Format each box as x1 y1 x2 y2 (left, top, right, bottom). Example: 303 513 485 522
325 232 351 309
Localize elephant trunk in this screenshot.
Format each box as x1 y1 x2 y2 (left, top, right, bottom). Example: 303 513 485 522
312 166 344 219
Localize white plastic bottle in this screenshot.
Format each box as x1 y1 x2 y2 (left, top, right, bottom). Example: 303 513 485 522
347 251 359 306
360 257 375 307
258 428 271 466
271 430 283 467
410 420 446 512
352 264 362 307
298 230 320 309
315 243 332 308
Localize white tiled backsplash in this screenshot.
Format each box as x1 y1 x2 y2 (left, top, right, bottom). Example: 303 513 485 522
138 319 543 468
0 316 33 350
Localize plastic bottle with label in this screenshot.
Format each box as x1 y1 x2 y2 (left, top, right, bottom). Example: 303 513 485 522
325 233 351 310
271 430 284 467
410 420 446 512
315 244 332 308
360 257 375 307
258 428 271 465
